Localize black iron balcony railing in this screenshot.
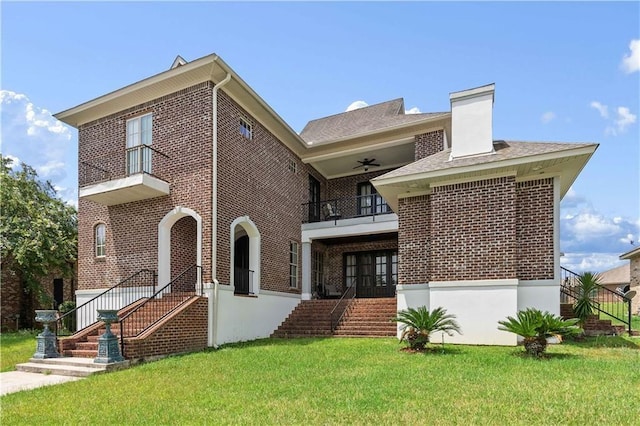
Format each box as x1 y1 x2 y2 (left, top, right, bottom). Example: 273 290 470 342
303 194 392 224
234 267 255 295
79 145 169 187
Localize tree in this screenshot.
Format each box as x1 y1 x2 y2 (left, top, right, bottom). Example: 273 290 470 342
0 155 77 305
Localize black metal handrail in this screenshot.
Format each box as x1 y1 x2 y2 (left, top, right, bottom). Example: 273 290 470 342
234 267 255 295
79 144 170 187
560 266 632 334
119 265 202 351
330 285 357 332
304 194 392 224
56 269 157 335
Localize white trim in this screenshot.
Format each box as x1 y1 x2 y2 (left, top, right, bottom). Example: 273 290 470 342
301 215 398 243
230 216 261 295
158 206 203 287
301 136 416 163
429 279 518 288
429 171 516 188
79 173 170 205
396 283 430 291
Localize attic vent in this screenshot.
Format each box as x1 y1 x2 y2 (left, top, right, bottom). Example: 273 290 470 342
170 55 188 69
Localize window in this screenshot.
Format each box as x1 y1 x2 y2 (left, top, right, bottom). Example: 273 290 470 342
239 116 253 139
357 182 389 216
126 114 153 175
95 224 106 257
344 250 397 297
313 251 324 291
345 254 357 288
289 241 299 288
288 158 297 173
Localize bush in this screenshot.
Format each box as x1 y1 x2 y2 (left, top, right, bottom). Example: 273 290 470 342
394 306 461 351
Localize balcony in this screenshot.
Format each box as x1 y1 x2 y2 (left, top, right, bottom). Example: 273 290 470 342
79 145 170 206
304 194 392 224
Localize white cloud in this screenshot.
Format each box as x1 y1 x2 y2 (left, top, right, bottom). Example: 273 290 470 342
540 111 556 124
2 153 21 169
560 188 639 273
406 106 421 114
345 100 368 112
590 100 636 136
24 102 71 139
0 90 27 104
37 160 66 178
621 39 640 74
589 101 608 118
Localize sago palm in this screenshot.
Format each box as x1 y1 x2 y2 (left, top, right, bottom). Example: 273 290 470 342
498 308 579 357
394 306 461 350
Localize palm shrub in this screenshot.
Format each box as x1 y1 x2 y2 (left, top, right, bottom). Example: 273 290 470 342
394 306 461 351
573 271 601 326
498 308 580 357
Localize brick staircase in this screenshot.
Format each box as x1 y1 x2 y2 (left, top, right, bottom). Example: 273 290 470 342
582 315 626 336
334 297 397 337
272 297 397 338
271 299 335 337
60 293 194 358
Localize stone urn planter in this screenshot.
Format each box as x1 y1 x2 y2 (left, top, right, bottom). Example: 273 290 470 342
33 309 60 359
94 309 124 364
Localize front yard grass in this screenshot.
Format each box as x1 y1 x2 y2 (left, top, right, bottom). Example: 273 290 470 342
1 336 639 424
0 331 38 372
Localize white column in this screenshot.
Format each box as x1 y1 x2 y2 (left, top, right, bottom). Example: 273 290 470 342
301 241 312 300
203 281 215 347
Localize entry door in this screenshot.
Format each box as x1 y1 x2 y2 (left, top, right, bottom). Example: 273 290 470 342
234 235 250 294
347 251 397 298
53 278 64 309
308 175 321 222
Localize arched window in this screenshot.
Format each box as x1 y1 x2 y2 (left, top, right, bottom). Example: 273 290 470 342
95 223 106 257
230 216 261 295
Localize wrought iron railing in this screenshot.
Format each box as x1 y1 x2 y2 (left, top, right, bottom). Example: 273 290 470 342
234 267 255 295
55 269 157 335
118 265 202 349
79 145 169 187
304 194 392 224
330 285 357 332
560 266 632 334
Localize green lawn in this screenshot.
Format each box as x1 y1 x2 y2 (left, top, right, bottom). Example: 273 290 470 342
1 336 640 424
0 331 38 372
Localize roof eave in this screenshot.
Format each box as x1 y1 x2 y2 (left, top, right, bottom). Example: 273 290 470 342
620 246 640 260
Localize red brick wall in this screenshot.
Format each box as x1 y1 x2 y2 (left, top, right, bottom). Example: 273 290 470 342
414 130 444 160
77 82 214 290
324 237 398 292
398 195 430 284
171 216 198 279
1 262 76 331
215 90 325 293
430 176 517 281
325 169 394 218
516 179 554 280
123 297 207 360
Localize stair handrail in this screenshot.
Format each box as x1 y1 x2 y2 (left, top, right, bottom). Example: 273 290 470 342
55 269 157 336
330 285 357 332
118 265 202 352
560 266 632 334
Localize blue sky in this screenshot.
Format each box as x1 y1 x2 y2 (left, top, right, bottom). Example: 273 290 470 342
1 1 638 273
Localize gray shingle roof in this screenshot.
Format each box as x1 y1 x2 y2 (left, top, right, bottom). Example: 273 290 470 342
377 140 598 180
300 98 448 145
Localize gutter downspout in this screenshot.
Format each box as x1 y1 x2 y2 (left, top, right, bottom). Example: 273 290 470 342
212 72 231 348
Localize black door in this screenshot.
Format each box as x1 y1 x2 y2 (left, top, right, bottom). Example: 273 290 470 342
347 251 397 298
234 235 250 294
308 175 321 222
53 278 64 309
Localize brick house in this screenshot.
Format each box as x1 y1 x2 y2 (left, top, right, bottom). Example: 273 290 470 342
54 54 597 350
620 246 640 315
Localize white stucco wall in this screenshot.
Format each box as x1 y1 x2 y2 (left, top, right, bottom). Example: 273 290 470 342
517 280 560 315
212 285 300 346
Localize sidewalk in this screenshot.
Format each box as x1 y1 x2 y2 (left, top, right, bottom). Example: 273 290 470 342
0 371 83 396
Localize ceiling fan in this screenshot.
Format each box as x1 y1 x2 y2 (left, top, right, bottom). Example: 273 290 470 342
353 158 380 171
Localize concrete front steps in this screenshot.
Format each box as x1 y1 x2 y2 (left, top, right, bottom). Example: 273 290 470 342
16 357 129 377
271 299 335 337
60 293 194 358
272 297 397 338
334 297 397 337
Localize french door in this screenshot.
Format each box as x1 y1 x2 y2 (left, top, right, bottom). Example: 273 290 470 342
344 250 397 298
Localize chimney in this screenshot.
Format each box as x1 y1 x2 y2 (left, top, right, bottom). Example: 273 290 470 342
449 83 495 159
